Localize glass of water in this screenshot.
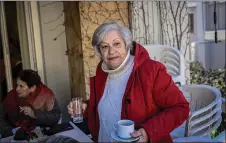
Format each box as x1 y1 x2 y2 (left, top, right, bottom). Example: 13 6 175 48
72 97 83 123
35 126 44 138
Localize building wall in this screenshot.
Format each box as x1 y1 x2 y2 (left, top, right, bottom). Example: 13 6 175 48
39 2 71 121
79 2 129 98
192 2 207 69
189 2 225 70
204 2 225 69
205 42 225 69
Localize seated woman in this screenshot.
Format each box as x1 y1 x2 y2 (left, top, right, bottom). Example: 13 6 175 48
1 69 61 137
68 21 189 143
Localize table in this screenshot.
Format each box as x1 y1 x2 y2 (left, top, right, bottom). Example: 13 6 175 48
0 122 93 142
173 136 221 142
56 121 92 142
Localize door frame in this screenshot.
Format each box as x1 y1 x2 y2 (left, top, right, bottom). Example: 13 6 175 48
17 1 46 84
0 1 13 92
0 1 46 97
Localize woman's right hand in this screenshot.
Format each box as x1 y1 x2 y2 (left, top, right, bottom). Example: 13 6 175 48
67 102 87 116
67 102 74 116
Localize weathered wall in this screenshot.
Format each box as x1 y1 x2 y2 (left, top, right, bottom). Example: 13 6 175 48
39 1 71 121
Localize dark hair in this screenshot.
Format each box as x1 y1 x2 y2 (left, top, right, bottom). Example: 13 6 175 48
42 135 80 143
17 69 41 88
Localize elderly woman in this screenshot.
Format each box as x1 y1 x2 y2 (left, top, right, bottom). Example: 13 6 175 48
1 69 61 137
68 22 189 143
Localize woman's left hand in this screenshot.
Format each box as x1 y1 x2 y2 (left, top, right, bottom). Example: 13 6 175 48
20 106 36 119
131 128 149 142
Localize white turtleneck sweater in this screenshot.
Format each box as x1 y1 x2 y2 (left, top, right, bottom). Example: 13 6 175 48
98 50 134 142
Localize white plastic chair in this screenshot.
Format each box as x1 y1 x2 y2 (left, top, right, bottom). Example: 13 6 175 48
171 84 222 139
143 44 186 85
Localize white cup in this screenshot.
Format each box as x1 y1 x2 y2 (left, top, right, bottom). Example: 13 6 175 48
113 120 135 139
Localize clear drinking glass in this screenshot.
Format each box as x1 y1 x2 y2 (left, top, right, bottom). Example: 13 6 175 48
35 126 44 138
71 97 83 123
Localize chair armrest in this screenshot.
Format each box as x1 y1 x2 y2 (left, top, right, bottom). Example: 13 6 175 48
189 98 221 122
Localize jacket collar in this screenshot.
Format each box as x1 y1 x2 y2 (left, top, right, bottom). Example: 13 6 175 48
131 42 150 71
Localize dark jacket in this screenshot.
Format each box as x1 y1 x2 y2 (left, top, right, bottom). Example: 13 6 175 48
0 99 61 137
86 43 189 143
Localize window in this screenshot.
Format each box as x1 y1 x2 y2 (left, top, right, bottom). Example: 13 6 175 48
205 2 226 31
188 13 194 33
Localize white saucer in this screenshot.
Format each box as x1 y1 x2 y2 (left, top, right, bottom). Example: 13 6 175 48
111 130 139 142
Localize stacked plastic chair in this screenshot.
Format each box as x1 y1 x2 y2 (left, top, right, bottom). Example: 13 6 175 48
143 44 186 86
171 84 222 139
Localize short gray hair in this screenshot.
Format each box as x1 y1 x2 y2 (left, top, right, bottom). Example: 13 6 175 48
91 21 133 56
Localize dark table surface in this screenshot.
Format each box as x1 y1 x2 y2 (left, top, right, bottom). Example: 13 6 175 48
71 117 90 135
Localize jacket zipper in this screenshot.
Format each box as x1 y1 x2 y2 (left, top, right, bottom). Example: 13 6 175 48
123 72 136 119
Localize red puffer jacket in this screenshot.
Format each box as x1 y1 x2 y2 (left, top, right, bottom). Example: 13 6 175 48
85 42 189 143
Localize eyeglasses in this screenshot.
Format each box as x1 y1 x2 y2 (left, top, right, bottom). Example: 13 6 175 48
99 41 122 53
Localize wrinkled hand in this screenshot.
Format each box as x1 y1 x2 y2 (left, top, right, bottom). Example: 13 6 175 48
67 102 87 117
131 128 148 143
20 106 36 119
